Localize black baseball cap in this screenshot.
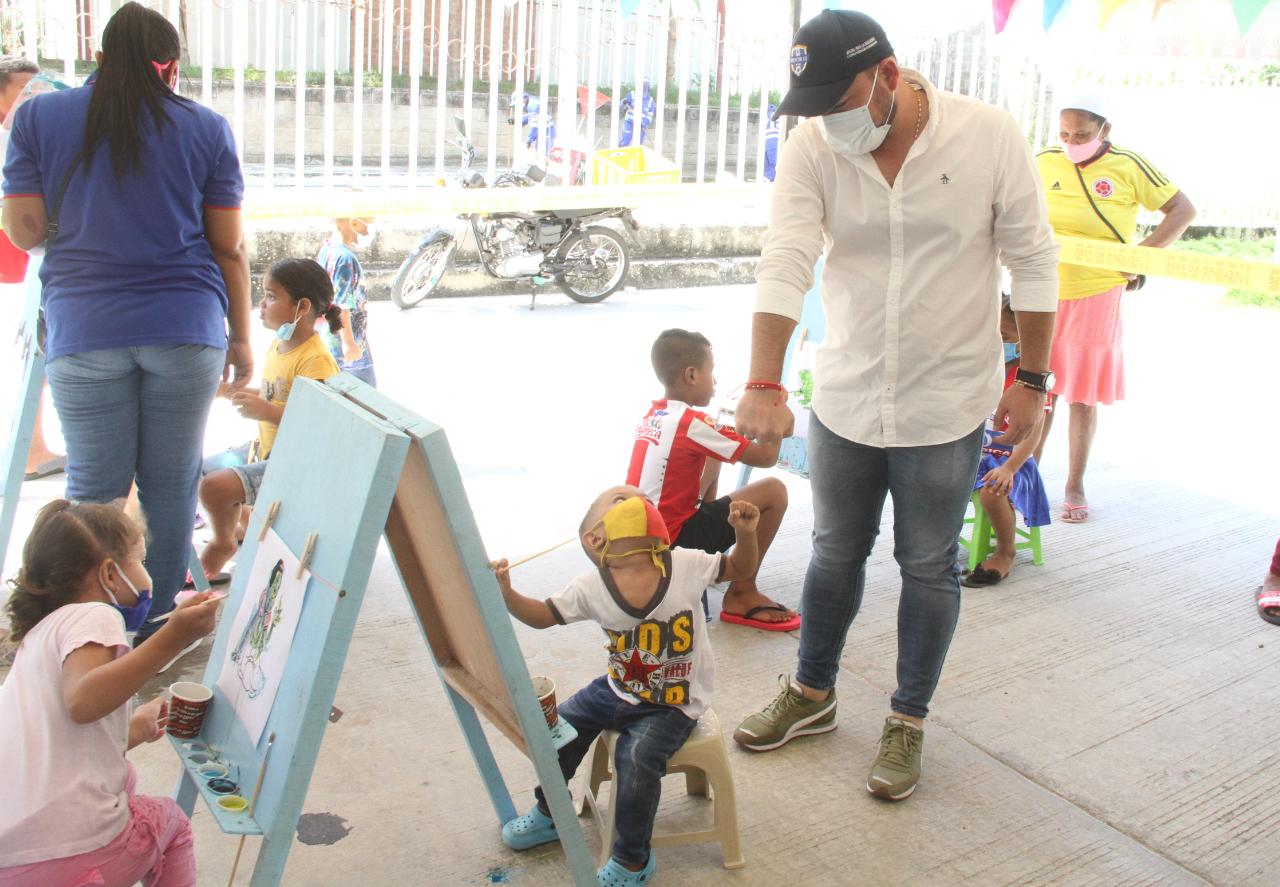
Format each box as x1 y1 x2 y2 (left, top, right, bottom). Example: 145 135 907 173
776 10 894 118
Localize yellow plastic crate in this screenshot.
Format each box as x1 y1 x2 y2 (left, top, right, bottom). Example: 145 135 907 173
592 146 680 186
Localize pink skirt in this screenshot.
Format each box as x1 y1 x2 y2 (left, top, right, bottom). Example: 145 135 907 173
1050 284 1125 406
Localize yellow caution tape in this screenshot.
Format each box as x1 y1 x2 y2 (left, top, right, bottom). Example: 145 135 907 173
1058 236 1280 296
243 187 1279 295
242 183 766 222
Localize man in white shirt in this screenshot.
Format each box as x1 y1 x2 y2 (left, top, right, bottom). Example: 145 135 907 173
731 10 1058 802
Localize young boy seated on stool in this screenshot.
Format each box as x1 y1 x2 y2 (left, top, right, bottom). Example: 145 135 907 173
627 328 797 631
491 484 759 886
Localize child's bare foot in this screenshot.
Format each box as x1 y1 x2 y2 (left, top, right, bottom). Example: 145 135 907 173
201 539 237 578
722 582 798 623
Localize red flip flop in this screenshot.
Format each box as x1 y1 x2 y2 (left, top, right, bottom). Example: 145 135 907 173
1257 585 1280 626
1061 502 1089 523
719 605 802 632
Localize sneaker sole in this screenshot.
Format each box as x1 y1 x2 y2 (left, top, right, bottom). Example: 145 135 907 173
733 705 838 753
865 779 917 801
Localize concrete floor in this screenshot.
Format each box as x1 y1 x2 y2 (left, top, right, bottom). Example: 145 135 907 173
3 279 1279 886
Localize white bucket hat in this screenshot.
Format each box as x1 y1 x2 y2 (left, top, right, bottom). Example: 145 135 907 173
1055 87 1111 121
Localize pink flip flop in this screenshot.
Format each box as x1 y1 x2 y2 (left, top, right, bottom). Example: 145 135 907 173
1061 502 1089 523
719 605 802 632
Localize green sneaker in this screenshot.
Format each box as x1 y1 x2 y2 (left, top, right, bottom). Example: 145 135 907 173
733 675 837 752
866 717 924 800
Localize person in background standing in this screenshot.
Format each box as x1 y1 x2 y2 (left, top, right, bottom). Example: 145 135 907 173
1033 91 1195 523
316 212 377 387
0 56 66 481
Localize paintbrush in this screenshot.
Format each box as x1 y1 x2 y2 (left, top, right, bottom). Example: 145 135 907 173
147 591 228 623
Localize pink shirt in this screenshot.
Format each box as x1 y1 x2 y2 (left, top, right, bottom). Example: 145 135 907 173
0 603 132 867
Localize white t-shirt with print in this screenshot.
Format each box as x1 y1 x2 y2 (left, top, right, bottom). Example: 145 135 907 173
547 547 722 719
0 602 132 866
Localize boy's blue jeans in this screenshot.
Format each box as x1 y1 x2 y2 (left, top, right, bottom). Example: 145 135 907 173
533 675 696 868
795 413 983 719
46 345 224 637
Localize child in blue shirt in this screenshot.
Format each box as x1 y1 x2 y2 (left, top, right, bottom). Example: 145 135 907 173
316 215 377 387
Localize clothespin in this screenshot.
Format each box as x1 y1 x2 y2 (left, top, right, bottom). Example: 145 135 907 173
296 533 318 579
257 501 281 542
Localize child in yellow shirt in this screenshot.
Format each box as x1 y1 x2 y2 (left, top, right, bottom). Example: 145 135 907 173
199 260 341 577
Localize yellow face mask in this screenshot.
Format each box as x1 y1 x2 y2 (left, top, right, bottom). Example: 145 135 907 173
594 496 671 576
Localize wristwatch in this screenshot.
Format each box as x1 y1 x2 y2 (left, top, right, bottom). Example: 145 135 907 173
1014 368 1055 393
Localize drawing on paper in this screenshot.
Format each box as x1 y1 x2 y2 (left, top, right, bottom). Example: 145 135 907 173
230 559 285 698
216 528 311 742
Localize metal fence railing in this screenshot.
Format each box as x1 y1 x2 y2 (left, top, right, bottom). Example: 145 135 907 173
0 1 1275 228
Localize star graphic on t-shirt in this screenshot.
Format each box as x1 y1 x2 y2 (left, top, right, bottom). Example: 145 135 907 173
619 648 662 688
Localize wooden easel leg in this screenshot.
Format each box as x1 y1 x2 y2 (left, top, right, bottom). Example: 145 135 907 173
188 543 211 592
173 767 199 817
442 682 518 824
0 350 43 580
246 825 293 887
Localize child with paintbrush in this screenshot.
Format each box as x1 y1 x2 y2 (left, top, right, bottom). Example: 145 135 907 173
490 484 759 886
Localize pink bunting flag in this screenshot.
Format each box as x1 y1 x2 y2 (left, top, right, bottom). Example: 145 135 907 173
993 0 1019 33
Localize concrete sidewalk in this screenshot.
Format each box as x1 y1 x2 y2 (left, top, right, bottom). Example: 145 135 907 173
4 280 1278 886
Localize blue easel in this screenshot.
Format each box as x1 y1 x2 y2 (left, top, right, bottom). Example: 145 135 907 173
0 256 44 580
174 376 596 886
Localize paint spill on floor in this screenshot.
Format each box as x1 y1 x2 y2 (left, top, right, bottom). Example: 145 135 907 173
295 812 353 845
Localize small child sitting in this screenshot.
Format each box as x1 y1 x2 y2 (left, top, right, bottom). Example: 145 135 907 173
316 213 377 386
199 259 341 577
491 485 760 886
0 500 221 886
963 302 1052 587
627 328 797 631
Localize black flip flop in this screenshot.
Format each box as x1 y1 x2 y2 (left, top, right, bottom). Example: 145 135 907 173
962 566 1008 588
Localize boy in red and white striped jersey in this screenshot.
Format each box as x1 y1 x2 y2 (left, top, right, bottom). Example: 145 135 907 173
626 329 798 631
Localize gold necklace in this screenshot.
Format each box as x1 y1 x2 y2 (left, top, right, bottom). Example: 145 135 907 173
912 87 924 141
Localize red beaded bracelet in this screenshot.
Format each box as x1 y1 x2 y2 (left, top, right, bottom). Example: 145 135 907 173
743 381 786 393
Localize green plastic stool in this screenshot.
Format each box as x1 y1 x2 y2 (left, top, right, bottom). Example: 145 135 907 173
958 491 1043 572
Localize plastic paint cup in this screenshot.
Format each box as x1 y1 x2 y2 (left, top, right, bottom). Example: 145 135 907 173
207 777 238 795
531 675 558 729
197 763 228 779
188 753 210 765
217 795 248 812
167 682 213 739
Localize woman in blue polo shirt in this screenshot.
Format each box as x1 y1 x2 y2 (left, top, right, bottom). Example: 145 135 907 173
2 2 251 643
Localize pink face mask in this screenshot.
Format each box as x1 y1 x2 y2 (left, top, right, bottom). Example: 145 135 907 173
1065 136 1104 164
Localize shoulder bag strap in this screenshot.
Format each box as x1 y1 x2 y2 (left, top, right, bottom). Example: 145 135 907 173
45 150 85 246
1073 163 1145 291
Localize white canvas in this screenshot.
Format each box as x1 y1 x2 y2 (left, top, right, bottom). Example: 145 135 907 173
215 528 310 744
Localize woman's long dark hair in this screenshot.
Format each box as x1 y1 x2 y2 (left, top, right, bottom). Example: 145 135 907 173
83 2 185 178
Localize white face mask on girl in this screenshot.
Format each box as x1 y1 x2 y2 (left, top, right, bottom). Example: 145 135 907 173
819 66 896 158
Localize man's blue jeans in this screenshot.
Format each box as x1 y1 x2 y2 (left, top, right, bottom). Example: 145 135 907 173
796 413 984 719
533 675 696 868
46 345 224 637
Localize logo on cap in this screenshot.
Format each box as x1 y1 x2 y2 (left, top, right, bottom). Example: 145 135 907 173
846 36 878 59
790 44 810 77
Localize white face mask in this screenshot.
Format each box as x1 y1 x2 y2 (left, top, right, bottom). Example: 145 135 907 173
819 67 895 158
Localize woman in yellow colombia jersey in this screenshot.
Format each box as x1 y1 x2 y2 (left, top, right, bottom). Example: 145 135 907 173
1032 90 1196 523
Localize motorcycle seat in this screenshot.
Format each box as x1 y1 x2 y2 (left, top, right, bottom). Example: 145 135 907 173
546 208 612 219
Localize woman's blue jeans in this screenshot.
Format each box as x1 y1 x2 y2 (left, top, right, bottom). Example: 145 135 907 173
533 676 696 868
796 413 984 719
46 345 224 637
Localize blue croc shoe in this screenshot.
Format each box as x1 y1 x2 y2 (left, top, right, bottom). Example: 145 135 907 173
597 855 656 886
500 806 558 850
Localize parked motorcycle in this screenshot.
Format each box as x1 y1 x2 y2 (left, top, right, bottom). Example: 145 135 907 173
391 117 637 309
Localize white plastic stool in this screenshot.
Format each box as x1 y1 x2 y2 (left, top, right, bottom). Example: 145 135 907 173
577 707 745 869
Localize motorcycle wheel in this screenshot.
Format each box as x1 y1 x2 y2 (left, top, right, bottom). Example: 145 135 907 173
390 230 457 309
556 226 630 303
